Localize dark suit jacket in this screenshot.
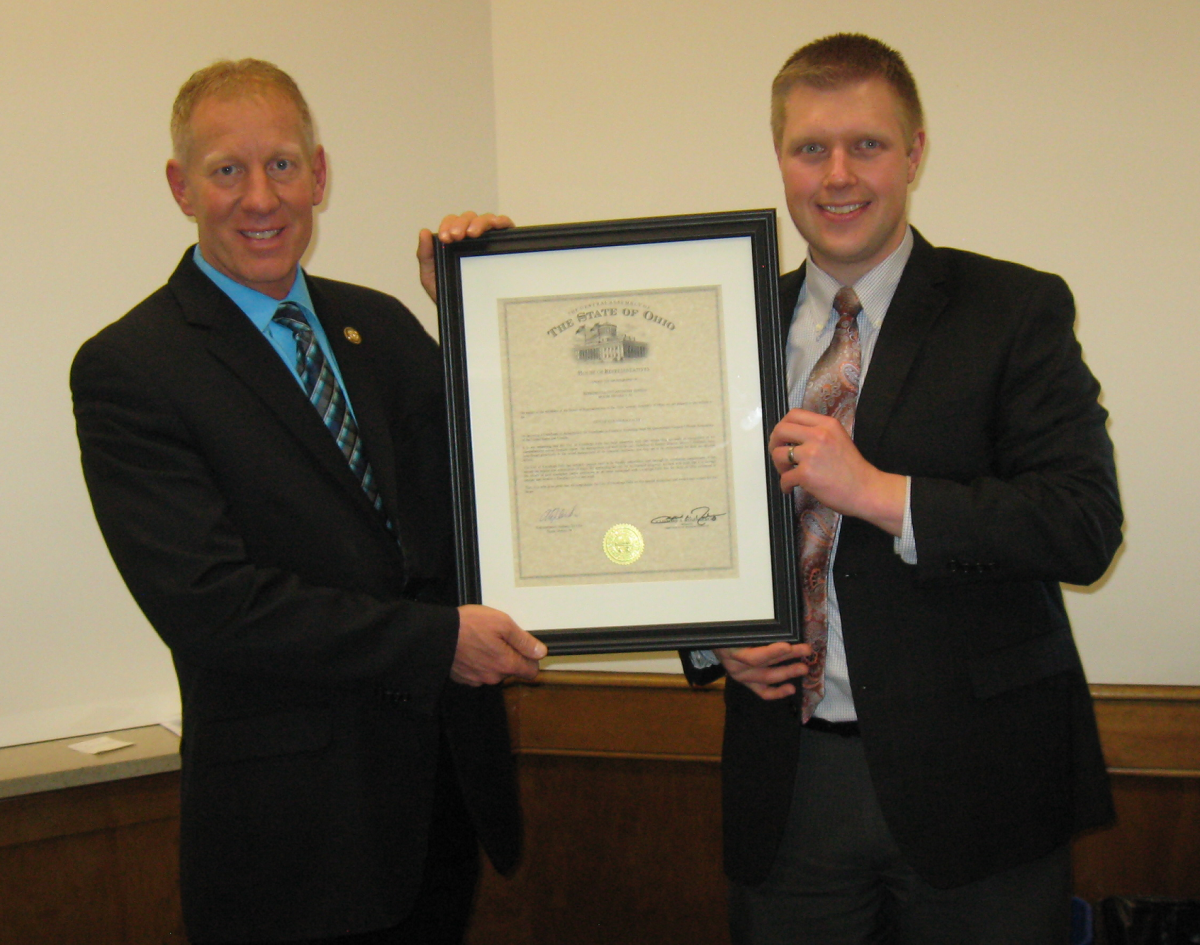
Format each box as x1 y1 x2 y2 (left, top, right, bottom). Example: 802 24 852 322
685 229 1122 890
71 249 519 942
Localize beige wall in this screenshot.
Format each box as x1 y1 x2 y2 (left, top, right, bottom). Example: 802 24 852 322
490 0 1200 683
2 0 1197 746
0 0 498 747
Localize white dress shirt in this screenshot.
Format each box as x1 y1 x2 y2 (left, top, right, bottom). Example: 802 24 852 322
787 228 917 721
691 229 922 711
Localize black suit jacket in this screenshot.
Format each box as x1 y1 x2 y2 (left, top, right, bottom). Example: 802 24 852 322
686 230 1122 889
71 249 519 942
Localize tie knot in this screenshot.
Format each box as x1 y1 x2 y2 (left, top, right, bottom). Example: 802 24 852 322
833 286 862 320
273 301 312 336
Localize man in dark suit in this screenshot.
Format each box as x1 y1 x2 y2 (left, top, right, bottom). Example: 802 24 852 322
71 59 544 945
682 34 1123 944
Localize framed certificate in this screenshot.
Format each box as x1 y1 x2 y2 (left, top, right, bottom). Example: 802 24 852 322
435 210 798 655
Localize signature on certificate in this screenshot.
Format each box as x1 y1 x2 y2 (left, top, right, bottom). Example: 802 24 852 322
650 506 727 528
538 506 579 523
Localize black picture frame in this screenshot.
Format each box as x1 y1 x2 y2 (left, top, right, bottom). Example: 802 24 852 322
435 209 798 655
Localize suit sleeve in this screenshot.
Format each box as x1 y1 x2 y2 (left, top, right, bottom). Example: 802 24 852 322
908 273 1122 587
71 336 459 711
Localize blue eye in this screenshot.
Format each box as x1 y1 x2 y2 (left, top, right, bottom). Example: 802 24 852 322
217 165 236 176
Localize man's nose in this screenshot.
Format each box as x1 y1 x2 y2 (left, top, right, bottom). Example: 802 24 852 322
241 167 281 213
825 148 856 187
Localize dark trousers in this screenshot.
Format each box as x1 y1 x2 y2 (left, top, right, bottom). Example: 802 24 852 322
196 738 481 945
729 726 1072 945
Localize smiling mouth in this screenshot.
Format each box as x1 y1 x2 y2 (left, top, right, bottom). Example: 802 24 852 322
822 203 867 215
243 229 282 240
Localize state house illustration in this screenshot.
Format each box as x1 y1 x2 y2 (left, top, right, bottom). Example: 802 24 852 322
572 322 648 362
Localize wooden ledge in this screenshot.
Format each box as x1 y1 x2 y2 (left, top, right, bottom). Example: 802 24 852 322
519 670 717 690
1090 684 1200 701
0 725 180 801
508 672 1200 775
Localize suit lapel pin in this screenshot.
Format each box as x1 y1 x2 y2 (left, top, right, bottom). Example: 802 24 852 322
343 327 362 344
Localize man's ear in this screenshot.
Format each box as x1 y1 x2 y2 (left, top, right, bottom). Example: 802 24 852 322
906 129 927 183
166 160 194 217
311 145 328 206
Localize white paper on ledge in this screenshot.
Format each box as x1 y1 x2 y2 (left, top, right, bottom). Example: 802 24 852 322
68 735 134 755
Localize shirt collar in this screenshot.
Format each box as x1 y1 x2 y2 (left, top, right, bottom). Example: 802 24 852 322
192 245 316 331
803 226 914 332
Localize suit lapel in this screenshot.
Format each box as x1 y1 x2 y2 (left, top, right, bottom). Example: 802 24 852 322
853 230 949 460
777 264 806 337
306 278 401 523
166 251 382 507
777 232 949 462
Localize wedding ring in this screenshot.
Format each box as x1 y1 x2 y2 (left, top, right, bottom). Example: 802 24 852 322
787 444 797 467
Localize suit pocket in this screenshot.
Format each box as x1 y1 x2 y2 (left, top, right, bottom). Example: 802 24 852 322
967 626 1083 699
191 707 332 766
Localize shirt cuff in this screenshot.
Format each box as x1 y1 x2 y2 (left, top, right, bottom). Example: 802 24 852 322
892 476 918 565
690 649 720 669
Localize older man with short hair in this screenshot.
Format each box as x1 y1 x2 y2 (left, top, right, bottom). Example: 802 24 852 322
72 59 542 945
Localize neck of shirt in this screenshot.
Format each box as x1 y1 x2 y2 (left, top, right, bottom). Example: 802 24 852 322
191 246 355 417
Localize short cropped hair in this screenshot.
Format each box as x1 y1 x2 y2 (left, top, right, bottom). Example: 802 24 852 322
771 33 924 149
171 58 315 163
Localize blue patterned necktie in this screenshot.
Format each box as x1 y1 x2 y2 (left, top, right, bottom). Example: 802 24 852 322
272 302 390 528
795 286 862 721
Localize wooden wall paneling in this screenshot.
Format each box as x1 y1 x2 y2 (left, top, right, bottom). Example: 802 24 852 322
111 814 188 944
1072 685 1200 903
1090 685 1200 776
0 825 125 943
0 772 185 945
471 674 730 944
471 675 1200 943
506 671 725 760
1073 775 1200 902
2 675 1198 944
469 755 729 945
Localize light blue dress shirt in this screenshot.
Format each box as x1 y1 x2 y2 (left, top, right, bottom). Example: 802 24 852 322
192 246 358 419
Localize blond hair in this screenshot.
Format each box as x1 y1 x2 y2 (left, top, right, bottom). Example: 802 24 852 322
771 34 924 149
171 58 315 162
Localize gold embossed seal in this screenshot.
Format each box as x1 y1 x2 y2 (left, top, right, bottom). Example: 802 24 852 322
602 523 644 565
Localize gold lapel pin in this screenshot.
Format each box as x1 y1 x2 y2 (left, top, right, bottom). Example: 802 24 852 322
344 327 362 344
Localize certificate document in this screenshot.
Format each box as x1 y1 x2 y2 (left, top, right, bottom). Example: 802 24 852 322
498 286 738 586
437 210 796 653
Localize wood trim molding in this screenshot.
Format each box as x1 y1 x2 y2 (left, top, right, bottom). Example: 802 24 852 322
506 672 1200 776
505 672 725 762
1090 684 1200 777
0 771 180 850
1091 685 1200 702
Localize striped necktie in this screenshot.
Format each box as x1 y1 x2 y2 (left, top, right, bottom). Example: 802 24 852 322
795 286 862 721
272 302 389 528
